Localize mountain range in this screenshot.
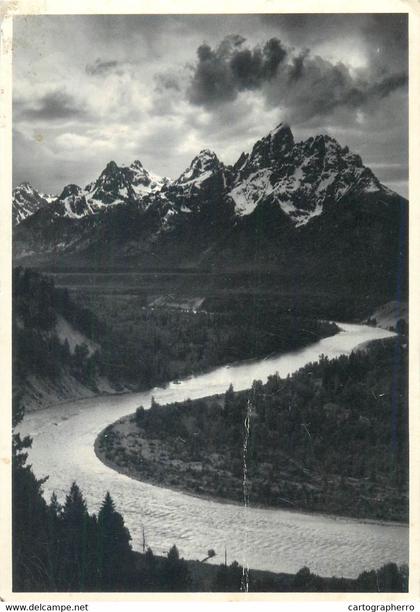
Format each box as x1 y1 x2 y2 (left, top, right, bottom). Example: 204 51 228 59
13 123 407 299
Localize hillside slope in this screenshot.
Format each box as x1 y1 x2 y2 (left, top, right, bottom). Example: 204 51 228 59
13 267 119 411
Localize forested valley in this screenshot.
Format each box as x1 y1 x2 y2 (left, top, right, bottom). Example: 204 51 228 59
13 266 338 393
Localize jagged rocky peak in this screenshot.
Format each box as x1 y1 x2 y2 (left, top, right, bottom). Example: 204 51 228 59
228 122 391 223
13 119 400 236
89 160 122 187
300 134 362 167
13 182 57 225
104 160 119 172
13 181 55 200
268 122 295 150
96 160 127 185
130 159 144 170
85 160 135 206
240 122 295 176
296 133 383 193
13 182 36 204
233 151 249 173
126 159 169 195
84 158 168 204
59 184 83 199
197 149 220 162
55 183 91 219
176 149 222 185
15 181 33 193
165 148 233 222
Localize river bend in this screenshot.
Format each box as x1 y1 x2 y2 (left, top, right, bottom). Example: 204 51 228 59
19 323 408 578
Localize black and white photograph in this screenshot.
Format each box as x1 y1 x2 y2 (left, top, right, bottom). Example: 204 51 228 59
4 5 413 597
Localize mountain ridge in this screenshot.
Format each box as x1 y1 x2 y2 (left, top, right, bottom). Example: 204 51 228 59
13 122 407 302
13 122 401 228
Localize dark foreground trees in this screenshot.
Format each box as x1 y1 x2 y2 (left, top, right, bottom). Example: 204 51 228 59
96 491 132 589
12 428 50 590
12 433 191 592
12 392 194 592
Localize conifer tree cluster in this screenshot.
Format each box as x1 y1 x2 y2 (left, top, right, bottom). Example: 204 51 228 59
113 337 408 521
12 397 191 592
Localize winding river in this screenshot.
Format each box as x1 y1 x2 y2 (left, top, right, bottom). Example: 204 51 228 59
19 323 408 579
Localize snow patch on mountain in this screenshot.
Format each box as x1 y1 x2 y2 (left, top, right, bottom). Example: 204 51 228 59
52 184 93 219
13 160 172 224
13 182 57 225
227 128 392 225
125 160 170 196
83 160 170 210
174 150 224 192
229 169 274 215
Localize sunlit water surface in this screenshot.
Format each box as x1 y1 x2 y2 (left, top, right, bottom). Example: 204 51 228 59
19 323 408 578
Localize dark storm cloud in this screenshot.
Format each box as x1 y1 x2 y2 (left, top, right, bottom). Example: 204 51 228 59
288 49 310 82
15 90 88 121
188 34 408 124
85 58 125 76
188 36 287 106
258 13 408 63
370 73 408 98
277 54 408 119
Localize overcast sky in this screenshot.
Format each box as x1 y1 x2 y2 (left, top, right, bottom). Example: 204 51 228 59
13 14 408 197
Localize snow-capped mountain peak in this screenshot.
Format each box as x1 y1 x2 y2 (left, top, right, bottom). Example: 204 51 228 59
84 162 131 209
268 121 294 144
197 148 219 161
130 159 144 170
175 149 222 186
228 124 390 224
13 158 172 225
230 126 293 183
53 184 93 219
60 184 83 198
251 123 295 164
12 182 57 225
127 159 170 196
17 181 32 193
83 159 168 209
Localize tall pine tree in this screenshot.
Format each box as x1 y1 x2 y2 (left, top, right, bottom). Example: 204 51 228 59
60 482 90 590
96 492 132 590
